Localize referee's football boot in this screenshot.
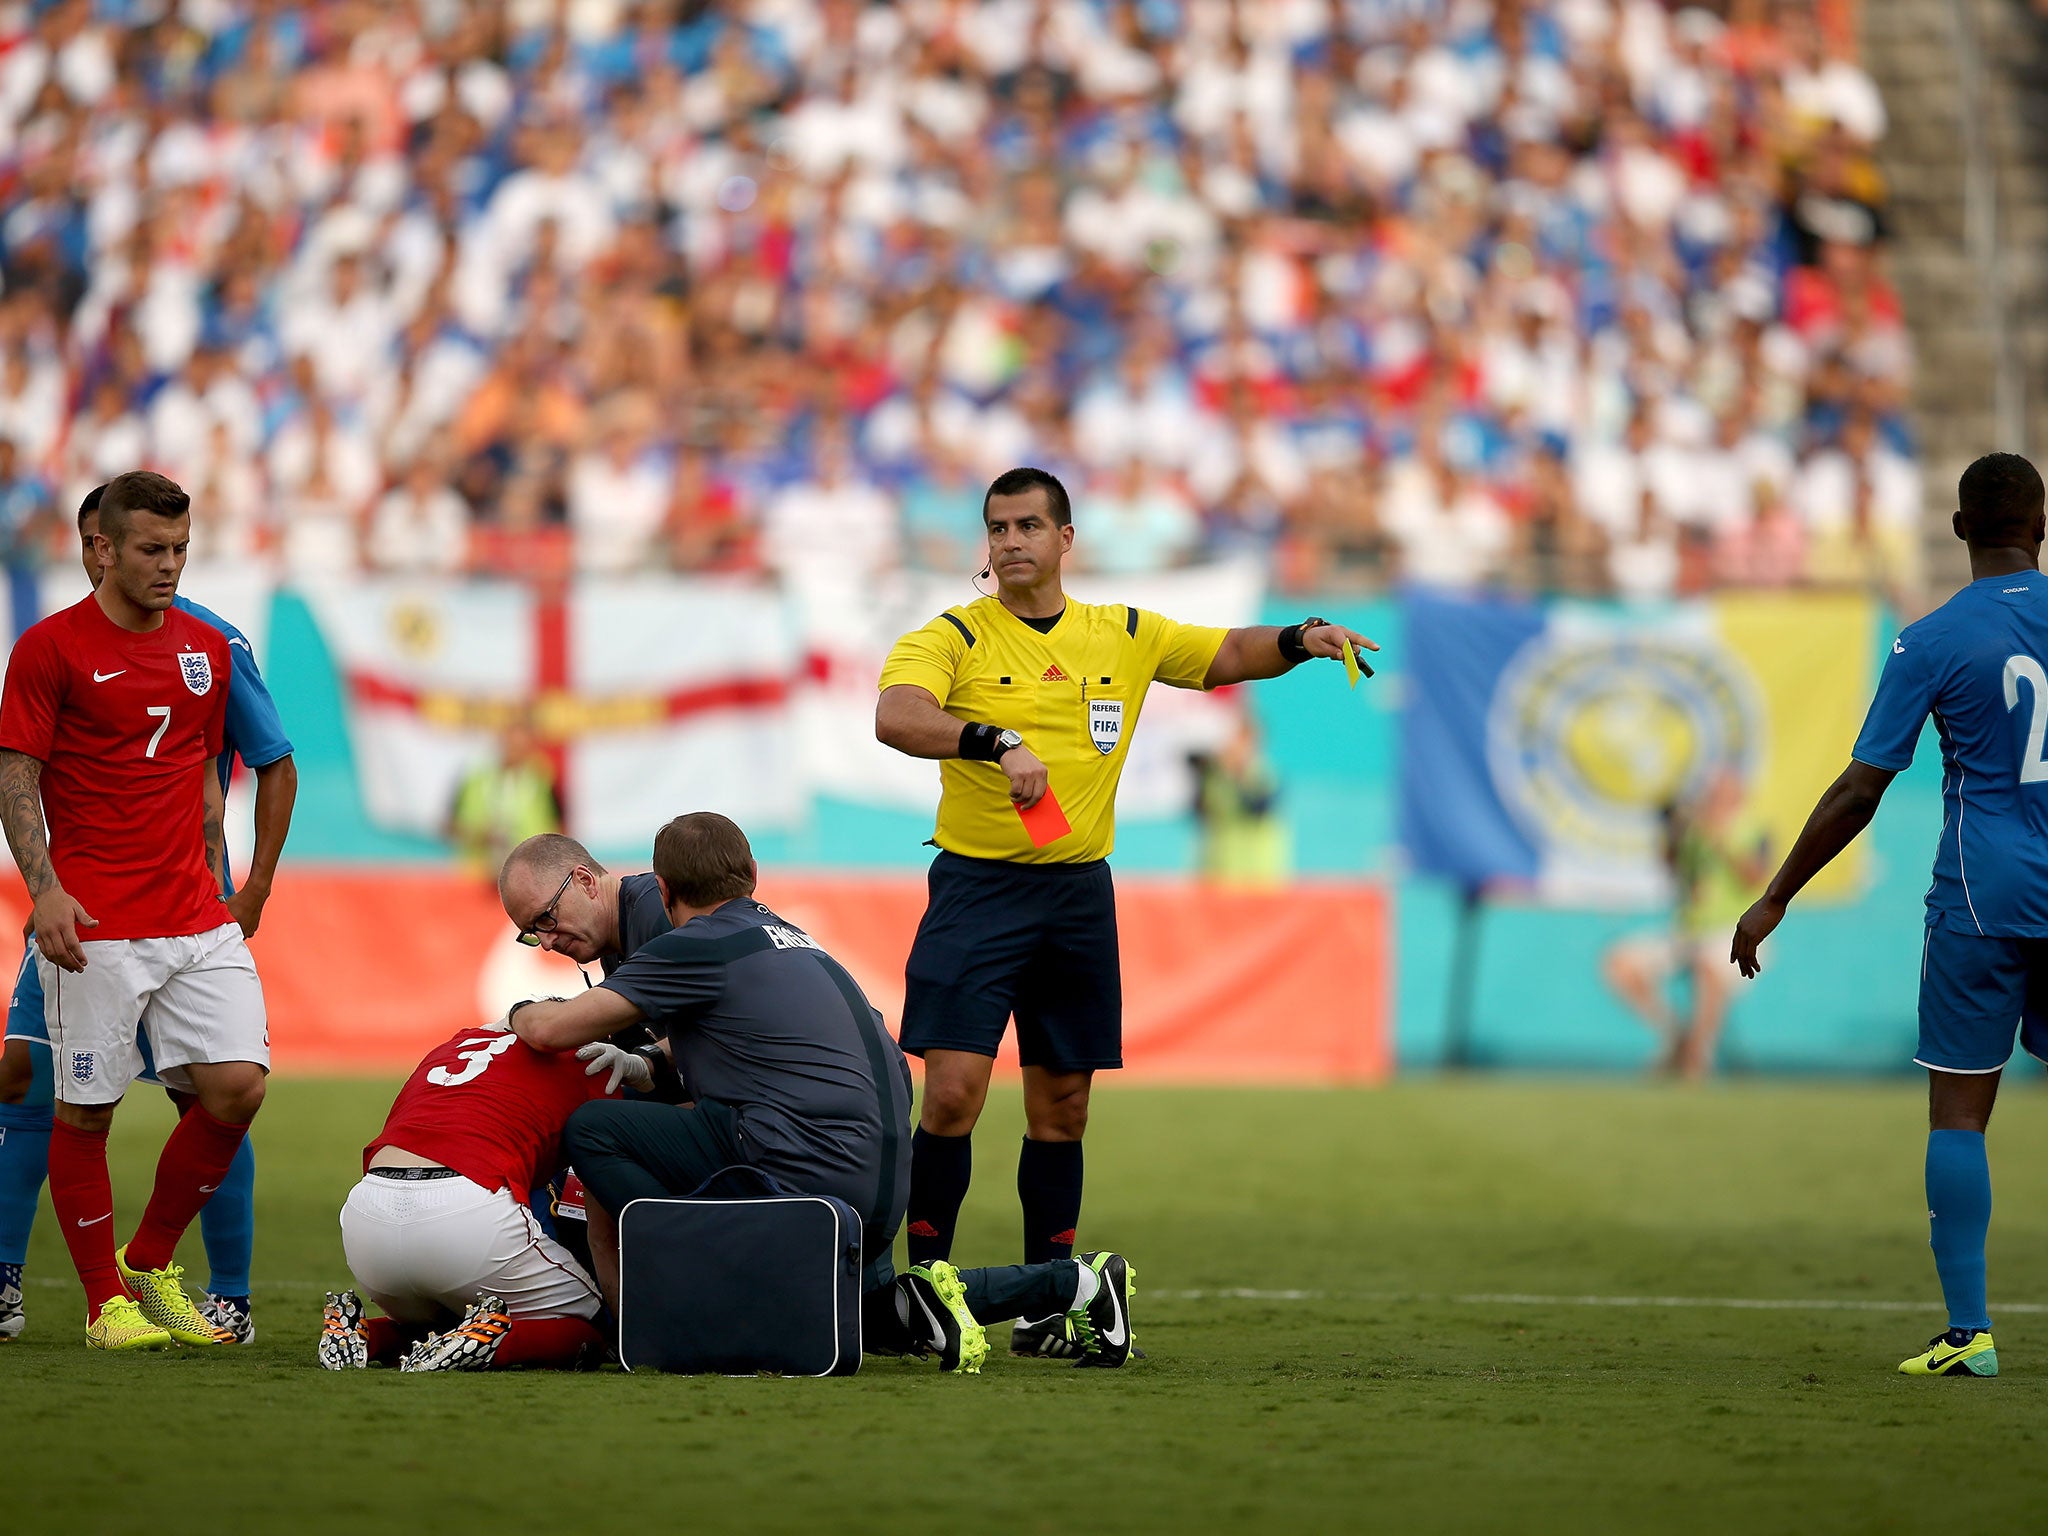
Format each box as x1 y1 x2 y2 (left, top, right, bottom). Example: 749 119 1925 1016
84 1295 173 1351
900 1261 989 1375
1010 1314 1088 1360
1066 1250 1137 1369
401 1293 512 1372
201 1291 255 1345
318 1290 369 1370
116 1244 233 1345
1899 1327 1998 1377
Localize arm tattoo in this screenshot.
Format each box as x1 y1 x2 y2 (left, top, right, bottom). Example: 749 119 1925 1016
0 750 55 898
204 808 226 887
202 774 228 890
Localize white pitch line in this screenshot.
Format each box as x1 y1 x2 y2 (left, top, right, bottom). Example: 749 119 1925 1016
1158 1288 2048 1315
1455 1292 2048 1315
23 1276 334 1293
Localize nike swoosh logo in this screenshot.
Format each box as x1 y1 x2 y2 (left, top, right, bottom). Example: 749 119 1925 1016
92 669 125 682
911 1289 945 1348
76 1213 110 1227
1100 1270 1128 1346
229 637 251 652
198 1184 219 1193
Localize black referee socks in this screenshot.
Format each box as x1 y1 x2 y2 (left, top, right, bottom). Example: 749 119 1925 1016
906 1128 972 1266
1018 1137 1084 1265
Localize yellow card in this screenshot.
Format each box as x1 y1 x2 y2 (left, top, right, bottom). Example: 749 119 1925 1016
1341 637 1361 689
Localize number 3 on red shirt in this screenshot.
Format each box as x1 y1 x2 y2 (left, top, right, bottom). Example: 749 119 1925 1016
426 1034 519 1087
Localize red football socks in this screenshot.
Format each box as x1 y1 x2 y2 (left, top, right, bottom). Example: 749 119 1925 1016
362 1314 600 1368
362 1316 432 1366
493 1316 605 1369
48 1120 125 1317
124 1104 251 1274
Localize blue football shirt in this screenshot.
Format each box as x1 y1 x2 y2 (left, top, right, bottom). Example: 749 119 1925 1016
1854 570 2048 935
173 595 294 898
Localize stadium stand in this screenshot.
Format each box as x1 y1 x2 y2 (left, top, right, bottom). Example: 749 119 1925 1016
0 0 1915 600
1866 0 2048 596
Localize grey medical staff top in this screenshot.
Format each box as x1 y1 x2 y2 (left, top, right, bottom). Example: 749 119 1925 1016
599 871 674 976
598 898 913 1227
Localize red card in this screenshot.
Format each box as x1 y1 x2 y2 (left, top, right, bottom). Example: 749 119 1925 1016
1016 787 1073 847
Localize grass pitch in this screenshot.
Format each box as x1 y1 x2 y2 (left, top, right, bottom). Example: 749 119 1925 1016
9 1077 2048 1535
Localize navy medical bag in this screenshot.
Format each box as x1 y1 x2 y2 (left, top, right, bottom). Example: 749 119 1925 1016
616 1166 864 1376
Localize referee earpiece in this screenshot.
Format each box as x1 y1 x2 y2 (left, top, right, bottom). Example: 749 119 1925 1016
972 562 993 595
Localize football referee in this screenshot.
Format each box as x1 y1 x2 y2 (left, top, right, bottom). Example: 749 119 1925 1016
875 465 1375 1356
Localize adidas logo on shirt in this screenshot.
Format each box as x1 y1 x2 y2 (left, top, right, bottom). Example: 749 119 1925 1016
1041 664 1069 682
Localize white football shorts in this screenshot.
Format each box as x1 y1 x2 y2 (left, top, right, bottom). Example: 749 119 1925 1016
340 1172 601 1323
40 922 269 1106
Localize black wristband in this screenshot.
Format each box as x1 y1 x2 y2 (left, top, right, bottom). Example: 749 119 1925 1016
633 1042 686 1104
959 722 1003 761
1276 625 1310 666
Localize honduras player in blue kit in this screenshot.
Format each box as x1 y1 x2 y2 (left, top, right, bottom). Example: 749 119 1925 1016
1733 453 2048 1379
0 485 295 1343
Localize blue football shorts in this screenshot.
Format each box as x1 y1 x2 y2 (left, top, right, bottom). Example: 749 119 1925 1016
1915 914 2048 1074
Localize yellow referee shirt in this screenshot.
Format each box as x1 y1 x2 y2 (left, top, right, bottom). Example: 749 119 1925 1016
879 597 1229 864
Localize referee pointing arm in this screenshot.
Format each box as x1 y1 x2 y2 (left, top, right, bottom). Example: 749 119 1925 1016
875 466 1376 1357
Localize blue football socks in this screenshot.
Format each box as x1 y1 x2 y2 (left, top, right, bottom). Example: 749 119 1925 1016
1926 1128 1992 1333
198 1133 256 1300
0 1101 52 1268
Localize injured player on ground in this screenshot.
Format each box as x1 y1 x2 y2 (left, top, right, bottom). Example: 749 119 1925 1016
317 1021 657 1372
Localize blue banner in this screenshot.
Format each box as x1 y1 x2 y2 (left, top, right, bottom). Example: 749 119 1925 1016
1398 588 1545 888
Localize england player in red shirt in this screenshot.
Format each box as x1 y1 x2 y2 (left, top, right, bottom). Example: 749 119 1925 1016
0 471 268 1351
317 1024 634 1372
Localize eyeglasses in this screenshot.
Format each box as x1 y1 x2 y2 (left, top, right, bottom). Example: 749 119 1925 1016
516 869 576 947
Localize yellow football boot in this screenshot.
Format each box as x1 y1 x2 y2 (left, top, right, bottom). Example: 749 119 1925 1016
85 1295 173 1351
1900 1328 1998 1377
116 1246 233 1346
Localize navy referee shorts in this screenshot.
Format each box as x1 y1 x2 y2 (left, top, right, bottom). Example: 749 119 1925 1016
899 851 1122 1073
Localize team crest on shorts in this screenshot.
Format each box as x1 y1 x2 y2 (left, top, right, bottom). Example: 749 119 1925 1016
178 648 213 695
1089 697 1123 755
70 1051 93 1085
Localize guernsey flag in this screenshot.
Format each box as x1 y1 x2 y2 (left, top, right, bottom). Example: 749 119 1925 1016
1398 588 1876 906
303 577 804 848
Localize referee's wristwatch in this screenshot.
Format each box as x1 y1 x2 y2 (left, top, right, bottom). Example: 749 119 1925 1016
1278 617 1330 666
961 722 1028 762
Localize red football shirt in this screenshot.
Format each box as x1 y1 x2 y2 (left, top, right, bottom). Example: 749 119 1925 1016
0 595 232 941
366 1028 606 1194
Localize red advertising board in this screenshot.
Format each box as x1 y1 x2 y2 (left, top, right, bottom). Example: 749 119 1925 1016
0 872 1390 1084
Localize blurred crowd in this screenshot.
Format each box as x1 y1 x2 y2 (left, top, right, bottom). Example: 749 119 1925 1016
0 0 1918 600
